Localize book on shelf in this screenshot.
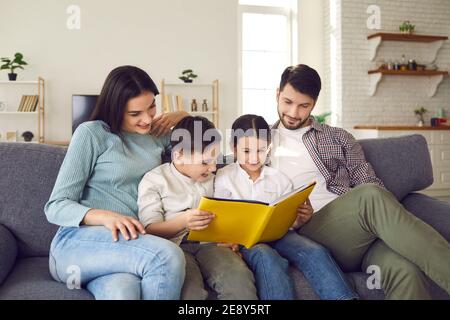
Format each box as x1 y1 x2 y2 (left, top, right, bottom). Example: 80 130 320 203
188 181 317 248
162 94 172 113
17 95 39 112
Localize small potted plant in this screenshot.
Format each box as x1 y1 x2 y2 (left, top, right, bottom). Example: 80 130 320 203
1 52 28 81
179 69 198 83
314 112 332 124
399 21 415 35
414 107 428 127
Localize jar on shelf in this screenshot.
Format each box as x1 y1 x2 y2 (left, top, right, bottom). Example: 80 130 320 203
191 99 198 112
202 99 208 112
408 59 417 71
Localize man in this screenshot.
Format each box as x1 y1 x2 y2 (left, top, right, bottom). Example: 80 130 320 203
270 64 450 299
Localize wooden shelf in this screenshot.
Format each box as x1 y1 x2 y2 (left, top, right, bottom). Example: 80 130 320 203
368 69 448 76
367 32 448 61
354 125 450 131
367 33 448 42
0 80 39 85
368 69 448 97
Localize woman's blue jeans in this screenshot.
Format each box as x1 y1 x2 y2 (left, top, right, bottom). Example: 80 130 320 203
49 226 186 300
242 231 358 300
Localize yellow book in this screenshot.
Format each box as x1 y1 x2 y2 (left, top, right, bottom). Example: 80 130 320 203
188 181 316 248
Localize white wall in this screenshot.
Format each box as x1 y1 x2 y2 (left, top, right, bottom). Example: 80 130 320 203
339 0 450 132
0 0 239 141
0 0 328 142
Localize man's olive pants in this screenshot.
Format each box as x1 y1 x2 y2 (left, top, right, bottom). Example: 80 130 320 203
298 184 450 299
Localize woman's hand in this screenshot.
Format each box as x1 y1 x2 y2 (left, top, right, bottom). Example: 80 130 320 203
184 209 215 231
83 209 146 242
292 198 314 229
151 111 189 137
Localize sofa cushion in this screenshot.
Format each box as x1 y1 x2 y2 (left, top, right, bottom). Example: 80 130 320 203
358 135 433 201
0 143 65 258
0 224 17 285
0 257 93 300
401 193 450 242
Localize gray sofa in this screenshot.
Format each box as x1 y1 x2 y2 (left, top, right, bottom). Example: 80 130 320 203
0 134 449 300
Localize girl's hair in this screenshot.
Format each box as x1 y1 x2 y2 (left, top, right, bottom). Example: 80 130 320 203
90 65 159 138
231 114 271 148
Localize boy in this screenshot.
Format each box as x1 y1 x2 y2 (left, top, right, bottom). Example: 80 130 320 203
137 116 258 300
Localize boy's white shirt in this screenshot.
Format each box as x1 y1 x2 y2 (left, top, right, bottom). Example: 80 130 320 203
137 162 214 245
214 162 293 203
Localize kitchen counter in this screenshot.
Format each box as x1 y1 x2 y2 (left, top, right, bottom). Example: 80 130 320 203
354 125 450 130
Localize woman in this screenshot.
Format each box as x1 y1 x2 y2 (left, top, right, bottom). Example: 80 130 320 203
45 65 189 300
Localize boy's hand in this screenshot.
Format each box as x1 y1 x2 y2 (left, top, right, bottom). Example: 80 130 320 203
292 198 314 229
185 209 215 231
217 243 242 258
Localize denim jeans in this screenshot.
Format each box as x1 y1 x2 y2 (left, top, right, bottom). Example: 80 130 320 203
49 226 186 300
241 243 295 300
272 231 358 300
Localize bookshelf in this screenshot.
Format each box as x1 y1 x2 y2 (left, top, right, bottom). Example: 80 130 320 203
160 79 219 127
0 77 45 143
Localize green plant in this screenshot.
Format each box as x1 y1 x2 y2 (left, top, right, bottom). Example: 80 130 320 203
1 52 28 74
399 21 415 34
179 69 198 83
314 112 332 124
414 107 428 123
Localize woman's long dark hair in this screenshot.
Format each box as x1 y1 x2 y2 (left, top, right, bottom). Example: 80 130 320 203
90 65 159 138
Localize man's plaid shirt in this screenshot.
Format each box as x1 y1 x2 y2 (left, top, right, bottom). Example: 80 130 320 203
272 117 384 196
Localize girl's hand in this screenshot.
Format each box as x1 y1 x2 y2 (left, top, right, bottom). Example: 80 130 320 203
217 243 242 257
151 111 189 137
83 209 146 242
185 209 215 231
292 198 314 229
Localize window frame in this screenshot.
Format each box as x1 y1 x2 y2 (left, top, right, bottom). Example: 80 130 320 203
237 3 294 122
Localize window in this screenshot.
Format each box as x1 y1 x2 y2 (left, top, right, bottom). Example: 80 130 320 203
239 0 296 125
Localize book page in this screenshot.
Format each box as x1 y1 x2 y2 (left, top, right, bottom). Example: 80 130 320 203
269 181 316 206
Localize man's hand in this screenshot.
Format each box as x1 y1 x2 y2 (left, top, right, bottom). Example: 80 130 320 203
292 198 314 229
151 111 189 137
185 209 215 231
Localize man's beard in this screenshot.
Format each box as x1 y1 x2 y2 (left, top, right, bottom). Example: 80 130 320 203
278 110 311 130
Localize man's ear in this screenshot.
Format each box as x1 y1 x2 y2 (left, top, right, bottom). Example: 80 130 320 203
276 88 280 102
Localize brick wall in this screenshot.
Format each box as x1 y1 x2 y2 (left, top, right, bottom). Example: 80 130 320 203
323 0 450 131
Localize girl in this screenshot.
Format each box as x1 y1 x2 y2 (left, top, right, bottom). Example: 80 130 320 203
214 114 358 300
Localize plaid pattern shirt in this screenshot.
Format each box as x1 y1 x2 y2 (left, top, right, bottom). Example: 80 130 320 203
272 117 384 196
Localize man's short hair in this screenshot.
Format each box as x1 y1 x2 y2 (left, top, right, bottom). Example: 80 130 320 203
279 64 322 101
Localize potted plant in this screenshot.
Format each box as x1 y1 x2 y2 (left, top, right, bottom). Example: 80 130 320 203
414 107 428 127
399 21 415 35
314 112 332 124
1 53 28 81
179 69 198 83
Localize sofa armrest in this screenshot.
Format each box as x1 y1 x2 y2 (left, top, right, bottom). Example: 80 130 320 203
0 224 18 285
401 193 450 242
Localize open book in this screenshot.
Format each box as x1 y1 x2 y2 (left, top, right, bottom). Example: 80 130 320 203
187 181 316 248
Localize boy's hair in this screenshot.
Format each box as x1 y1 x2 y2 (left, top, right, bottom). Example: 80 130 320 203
279 64 322 101
231 114 271 148
171 116 221 154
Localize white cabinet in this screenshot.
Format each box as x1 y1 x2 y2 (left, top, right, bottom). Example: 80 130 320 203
354 128 450 198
